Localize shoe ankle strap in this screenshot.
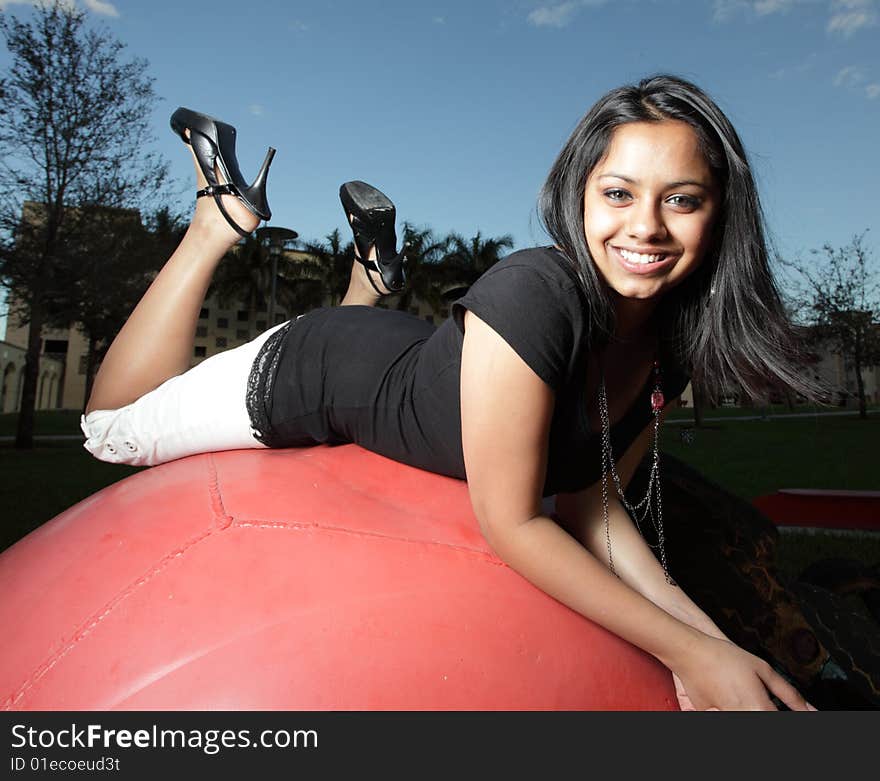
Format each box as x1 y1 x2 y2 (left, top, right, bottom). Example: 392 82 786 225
196 183 240 199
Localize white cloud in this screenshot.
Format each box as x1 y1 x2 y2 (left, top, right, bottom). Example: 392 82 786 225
713 0 810 21
754 0 798 15
0 0 40 9
833 65 880 99
527 0 608 29
827 0 878 37
249 104 264 117
432 16 445 24
713 1 748 22
288 19 309 32
828 10 873 33
83 0 118 16
715 0 877 36
0 0 115 14
769 52 817 79
528 2 580 28
833 64 865 86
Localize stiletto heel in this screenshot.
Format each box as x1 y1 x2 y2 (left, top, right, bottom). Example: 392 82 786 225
170 107 275 238
339 180 407 294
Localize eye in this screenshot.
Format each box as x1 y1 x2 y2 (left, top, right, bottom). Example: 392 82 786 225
666 194 701 211
603 188 631 203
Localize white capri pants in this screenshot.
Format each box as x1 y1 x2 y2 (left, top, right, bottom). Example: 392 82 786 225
80 321 291 467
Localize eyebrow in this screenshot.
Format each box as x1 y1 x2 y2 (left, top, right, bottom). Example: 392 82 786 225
598 173 712 190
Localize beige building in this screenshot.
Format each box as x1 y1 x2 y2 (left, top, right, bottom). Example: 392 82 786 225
5 305 876 413
811 340 879 404
0 339 65 413
3 243 449 411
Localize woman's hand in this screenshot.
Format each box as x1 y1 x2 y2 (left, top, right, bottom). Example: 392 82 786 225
671 635 816 711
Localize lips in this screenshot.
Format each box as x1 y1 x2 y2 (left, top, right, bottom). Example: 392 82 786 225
609 244 679 275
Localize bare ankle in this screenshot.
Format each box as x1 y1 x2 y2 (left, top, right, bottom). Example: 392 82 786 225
189 199 249 248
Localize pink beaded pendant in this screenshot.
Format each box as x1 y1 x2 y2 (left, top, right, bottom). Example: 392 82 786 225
651 389 665 412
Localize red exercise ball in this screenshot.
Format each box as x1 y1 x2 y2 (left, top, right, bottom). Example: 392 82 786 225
0 445 677 710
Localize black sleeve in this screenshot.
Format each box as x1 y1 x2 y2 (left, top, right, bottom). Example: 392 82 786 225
452 252 585 393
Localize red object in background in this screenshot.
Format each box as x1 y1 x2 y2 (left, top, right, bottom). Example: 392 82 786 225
753 489 880 531
0 446 676 711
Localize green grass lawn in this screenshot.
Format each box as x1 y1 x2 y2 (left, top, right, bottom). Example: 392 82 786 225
1 411 878 580
665 402 879 422
659 413 879 499
0 439 143 551
0 409 84 436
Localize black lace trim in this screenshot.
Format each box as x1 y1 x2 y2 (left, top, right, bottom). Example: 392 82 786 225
246 320 293 448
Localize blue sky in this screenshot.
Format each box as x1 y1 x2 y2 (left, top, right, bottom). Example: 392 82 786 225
1 0 878 337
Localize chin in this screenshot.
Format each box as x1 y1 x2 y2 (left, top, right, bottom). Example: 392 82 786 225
610 281 663 301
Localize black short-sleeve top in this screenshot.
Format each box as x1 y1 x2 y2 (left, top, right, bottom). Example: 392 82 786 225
265 246 690 497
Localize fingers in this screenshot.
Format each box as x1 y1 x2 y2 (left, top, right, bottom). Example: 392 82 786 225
757 665 814 711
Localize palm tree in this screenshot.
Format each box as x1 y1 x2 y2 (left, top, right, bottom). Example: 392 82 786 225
442 230 515 290
296 228 355 308
385 223 452 315
209 232 323 323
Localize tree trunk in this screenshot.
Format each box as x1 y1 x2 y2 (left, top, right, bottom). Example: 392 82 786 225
83 335 100 413
15 300 43 449
853 343 867 420
692 382 705 428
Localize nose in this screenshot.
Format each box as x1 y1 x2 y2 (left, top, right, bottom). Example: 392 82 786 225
626 200 668 242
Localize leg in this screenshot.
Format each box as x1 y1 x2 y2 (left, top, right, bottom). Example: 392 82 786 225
86 140 260 415
82 119 273 466
340 242 387 306
338 181 406 306
81 320 288 466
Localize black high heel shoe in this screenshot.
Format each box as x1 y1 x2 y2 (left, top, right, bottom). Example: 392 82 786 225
170 107 275 238
339 181 407 294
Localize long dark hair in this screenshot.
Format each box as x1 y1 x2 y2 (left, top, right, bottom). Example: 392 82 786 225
540 74 821 403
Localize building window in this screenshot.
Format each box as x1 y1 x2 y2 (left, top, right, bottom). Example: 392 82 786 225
194 346 206 358
236 329 249 340
196 326 207 337
44 339 69 355
217 317 229 329
216 337 227 348
256 320 267 331
237 310 249 322
78 354 88 375
199 308 209 319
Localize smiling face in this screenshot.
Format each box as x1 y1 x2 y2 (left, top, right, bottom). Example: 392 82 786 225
583 120 720 313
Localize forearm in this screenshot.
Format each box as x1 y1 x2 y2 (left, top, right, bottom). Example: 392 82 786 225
572 497 726 640
483 513 704 669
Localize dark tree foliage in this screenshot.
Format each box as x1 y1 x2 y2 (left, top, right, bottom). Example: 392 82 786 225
384 223 451 315
293 229 355 309
783 232 879 419
70 207 186 405
443 230 514 287
0 1 168 446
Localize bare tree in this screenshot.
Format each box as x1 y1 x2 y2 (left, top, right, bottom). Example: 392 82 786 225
0 1 168 446
782 232 879 419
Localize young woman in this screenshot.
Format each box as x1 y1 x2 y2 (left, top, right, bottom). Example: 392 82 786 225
82 75 819 711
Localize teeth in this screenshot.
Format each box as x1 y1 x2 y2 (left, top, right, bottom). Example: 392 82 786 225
618 248 665 264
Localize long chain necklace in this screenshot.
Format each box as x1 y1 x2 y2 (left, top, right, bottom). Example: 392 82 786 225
598 356 674 585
